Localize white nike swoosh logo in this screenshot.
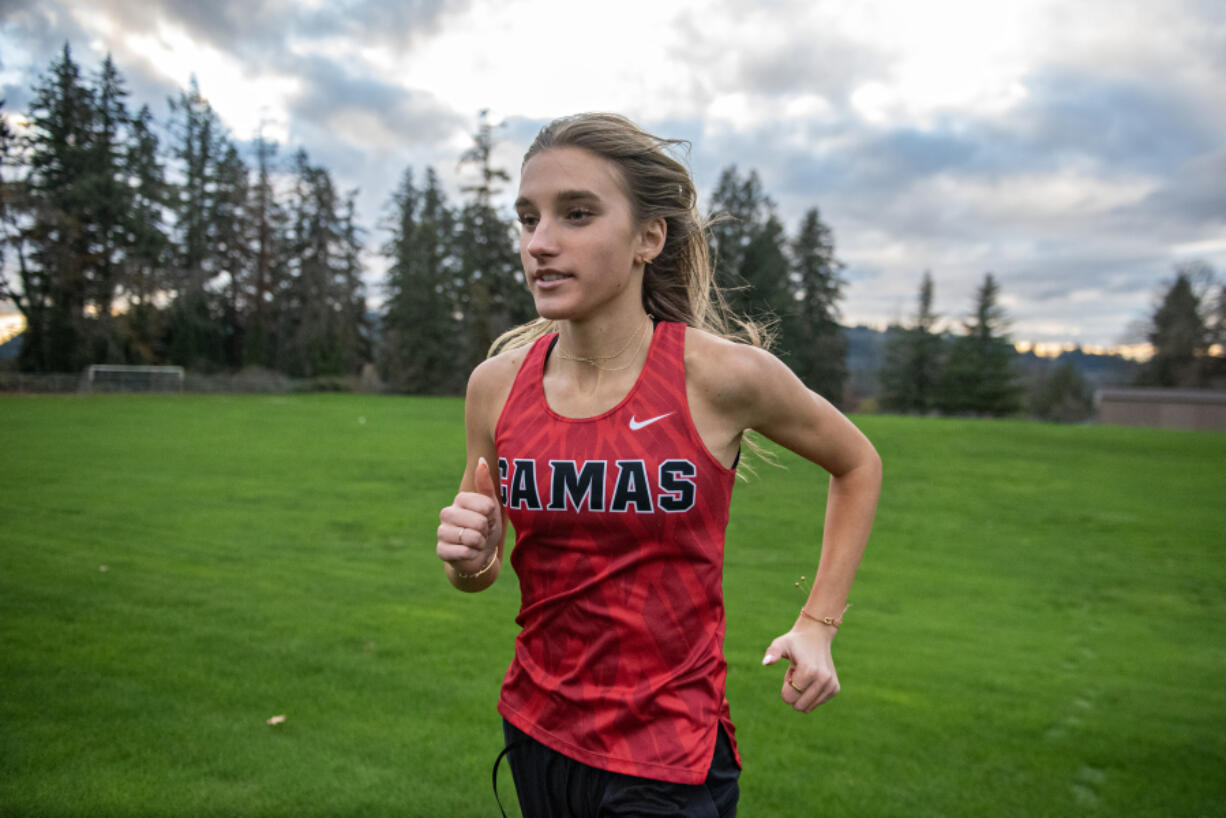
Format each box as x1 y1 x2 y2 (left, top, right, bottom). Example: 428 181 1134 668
629 412 673 431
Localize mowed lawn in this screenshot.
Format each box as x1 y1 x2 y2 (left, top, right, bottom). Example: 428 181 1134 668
2 394 1224 817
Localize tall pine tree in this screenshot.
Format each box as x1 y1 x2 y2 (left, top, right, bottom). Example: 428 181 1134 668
1137 263 1213 387
243 132 289 370
937 273 1021 416
879 271 942 413
211 142 252 368
280 149 366 377
378 167 462 393
707 166 790 325
166 78 227 369
116 104 170 363
455 111 532 374
84 54 131 362
783 207 847 404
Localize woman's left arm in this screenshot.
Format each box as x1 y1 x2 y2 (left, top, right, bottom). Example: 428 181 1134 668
700 339 882 714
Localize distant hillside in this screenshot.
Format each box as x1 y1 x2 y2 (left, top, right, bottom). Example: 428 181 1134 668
841 325 1140 400
1013 347 1140 389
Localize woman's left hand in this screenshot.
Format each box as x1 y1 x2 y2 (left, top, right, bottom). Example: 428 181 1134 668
762 621 841 713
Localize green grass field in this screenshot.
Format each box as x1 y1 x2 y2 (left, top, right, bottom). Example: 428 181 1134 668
2 394 1224 817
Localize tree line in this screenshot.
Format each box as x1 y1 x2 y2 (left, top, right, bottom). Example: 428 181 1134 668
0 45 369 378
0 45 848 401
878 272 1037 418
877 262 1226 420
374 155 850 398
2 44 1221 414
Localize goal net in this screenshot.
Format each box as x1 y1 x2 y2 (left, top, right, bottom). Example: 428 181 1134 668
87 365 185 393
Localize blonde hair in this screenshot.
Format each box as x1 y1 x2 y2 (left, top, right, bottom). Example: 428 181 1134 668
489 112 771 356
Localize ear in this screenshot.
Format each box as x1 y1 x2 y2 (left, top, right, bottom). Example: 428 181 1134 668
636 217 667 265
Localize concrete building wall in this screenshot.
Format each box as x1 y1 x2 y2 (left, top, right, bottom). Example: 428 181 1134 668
1096 388 1226 432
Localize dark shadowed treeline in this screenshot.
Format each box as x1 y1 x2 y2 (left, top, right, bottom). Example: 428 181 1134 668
0 46 368 378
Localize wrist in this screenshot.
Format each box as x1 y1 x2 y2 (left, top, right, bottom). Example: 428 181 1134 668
454 547 498 579
799 607 844 628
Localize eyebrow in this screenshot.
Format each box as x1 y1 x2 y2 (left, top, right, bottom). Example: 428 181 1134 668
514 189 602 210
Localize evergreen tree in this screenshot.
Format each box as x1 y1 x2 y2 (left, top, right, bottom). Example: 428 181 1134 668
165 78 226 369
936 273 1021 416
378 167 462 393
335 192 370 374
85 54 131 361
116 104 170 363
243 132 289 369
211 142 252 368
455 111 532 373
707 165 789 323
783 207 847 403
18 43 97 372
280 149 366 377
1137 264 1213 387
879 271 942 413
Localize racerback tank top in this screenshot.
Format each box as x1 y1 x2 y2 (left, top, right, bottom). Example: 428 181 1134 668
494 321 740 785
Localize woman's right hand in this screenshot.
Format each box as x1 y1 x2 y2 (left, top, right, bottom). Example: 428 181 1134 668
437 456 503 575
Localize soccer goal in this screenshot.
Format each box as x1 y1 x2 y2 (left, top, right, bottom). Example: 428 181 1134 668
86 365 185 393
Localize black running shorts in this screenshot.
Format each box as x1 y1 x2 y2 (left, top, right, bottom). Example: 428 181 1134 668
497 719 740 817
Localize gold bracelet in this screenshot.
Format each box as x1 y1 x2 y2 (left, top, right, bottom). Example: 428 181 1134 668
455 549 499 580
800 604 849 627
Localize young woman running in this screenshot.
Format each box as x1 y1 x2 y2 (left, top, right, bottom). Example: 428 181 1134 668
436 113 881 817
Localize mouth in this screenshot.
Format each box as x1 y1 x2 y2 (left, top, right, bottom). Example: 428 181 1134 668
533 269 572 284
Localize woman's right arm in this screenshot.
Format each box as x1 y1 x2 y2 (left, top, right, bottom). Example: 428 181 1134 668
436 355 516 593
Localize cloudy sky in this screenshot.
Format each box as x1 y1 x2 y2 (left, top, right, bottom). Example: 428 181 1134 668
2 0 1224 352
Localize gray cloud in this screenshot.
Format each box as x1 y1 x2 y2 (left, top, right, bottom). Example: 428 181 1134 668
285 53 462 147
1129 149 1226 231
2 0 1223 346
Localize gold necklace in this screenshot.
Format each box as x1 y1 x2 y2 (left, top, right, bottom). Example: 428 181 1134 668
557 317 652 372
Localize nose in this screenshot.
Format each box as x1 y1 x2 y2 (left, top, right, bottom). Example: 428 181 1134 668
524 216 559 260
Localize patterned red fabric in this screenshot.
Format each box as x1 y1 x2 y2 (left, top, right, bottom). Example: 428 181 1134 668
495 321 740 785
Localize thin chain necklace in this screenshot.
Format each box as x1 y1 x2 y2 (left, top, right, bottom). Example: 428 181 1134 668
557 316 652 372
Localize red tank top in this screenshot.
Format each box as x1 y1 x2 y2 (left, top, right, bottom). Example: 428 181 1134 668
494 321 740 785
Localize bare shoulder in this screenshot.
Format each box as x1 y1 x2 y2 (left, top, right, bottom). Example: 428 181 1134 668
468 345 529 397
466 344 532 437
684 326 792 416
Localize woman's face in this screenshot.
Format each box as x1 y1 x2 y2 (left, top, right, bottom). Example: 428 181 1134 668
515 146 656 322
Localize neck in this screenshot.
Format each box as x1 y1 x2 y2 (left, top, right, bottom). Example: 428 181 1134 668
560 310 649 352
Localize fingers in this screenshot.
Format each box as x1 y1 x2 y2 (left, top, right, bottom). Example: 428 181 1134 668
436 519 483 552
474 456 499 502
437 505 492 563
437 473 502 570
781 665 840 714
761 636 789 667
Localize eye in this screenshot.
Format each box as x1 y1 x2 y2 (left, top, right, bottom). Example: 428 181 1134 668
567 208 594 222
517 213 538 228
